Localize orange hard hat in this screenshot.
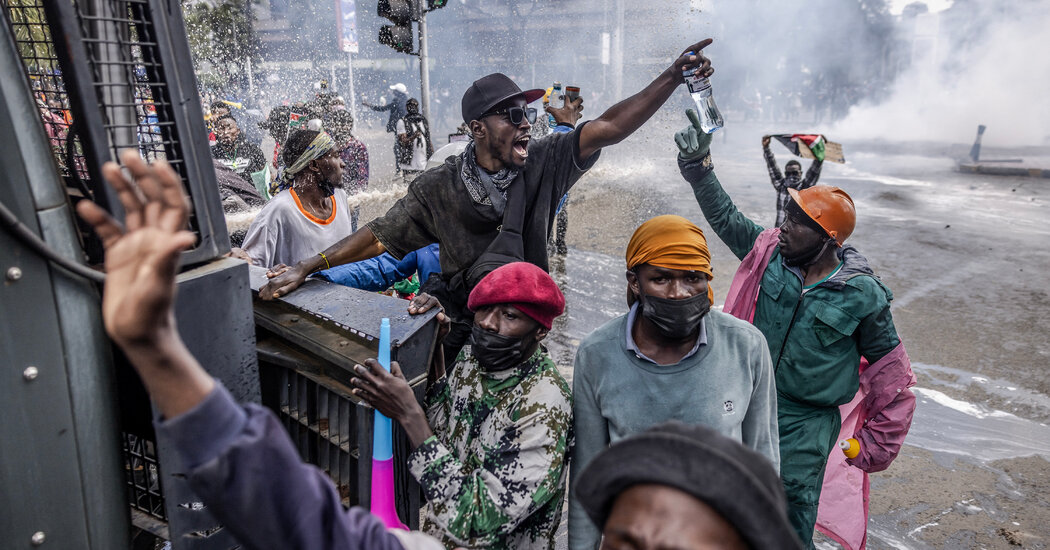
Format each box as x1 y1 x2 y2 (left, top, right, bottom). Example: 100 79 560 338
787 186 856 245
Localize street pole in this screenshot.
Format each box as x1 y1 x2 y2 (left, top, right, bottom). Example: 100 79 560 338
418 9 431 123
612 0 624 100
347 49 358 122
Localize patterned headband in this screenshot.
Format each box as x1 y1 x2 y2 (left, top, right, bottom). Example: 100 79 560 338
270 131 336 195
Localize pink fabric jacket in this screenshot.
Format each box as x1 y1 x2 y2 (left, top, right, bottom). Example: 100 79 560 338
723 228 917 550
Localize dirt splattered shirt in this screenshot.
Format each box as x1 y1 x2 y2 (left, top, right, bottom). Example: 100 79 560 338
407 348 573 549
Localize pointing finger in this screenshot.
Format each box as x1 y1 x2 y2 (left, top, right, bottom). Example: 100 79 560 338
683 38 713 57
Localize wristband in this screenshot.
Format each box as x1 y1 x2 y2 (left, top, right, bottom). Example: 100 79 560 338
318 251 331 270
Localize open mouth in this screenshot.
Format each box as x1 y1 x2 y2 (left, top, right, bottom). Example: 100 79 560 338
513 135 530 158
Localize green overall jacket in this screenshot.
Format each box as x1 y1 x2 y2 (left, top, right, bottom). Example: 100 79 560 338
680 156 900 547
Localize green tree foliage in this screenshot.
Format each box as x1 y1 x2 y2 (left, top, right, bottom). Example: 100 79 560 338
4 0 59 72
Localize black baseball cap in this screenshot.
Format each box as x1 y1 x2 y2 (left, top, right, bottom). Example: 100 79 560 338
461 73 545 124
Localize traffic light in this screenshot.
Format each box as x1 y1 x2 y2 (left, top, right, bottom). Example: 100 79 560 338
378 0 415 54
427 0 448 9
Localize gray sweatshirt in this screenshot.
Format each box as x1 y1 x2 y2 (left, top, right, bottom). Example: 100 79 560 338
567 309 779 550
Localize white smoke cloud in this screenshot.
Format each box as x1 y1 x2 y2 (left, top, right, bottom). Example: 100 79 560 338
833 1 1050 146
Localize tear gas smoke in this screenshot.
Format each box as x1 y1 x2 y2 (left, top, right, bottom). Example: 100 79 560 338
834 0 1050 146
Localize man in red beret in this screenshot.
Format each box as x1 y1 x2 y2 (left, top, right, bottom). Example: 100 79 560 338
351 262 573 550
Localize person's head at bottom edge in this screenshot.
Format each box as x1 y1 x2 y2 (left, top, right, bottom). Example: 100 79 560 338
574 421 803 550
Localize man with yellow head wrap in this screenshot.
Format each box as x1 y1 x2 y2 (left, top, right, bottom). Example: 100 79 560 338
568 215 779 550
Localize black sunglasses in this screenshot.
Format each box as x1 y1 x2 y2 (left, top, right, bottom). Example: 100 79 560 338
481 106 537 126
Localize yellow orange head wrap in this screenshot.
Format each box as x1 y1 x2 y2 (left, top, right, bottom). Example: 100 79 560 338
626 215 714 304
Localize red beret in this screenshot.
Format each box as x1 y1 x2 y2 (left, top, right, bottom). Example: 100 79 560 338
467 262 565 330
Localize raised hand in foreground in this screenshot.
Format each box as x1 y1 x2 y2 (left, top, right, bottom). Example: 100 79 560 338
76 150 214 418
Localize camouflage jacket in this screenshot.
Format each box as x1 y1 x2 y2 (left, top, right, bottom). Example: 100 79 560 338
407 348 573 549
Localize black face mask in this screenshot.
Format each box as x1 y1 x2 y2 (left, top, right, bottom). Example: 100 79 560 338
782 240 821 267
470 324 534 372
782 236 835 268
780 203 833 267
638 290 711 340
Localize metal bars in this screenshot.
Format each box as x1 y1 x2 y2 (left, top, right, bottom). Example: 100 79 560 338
256 334 424 529
39 0 230 265
265 361 363 507
123 432 167 522
2 0 93 198
74 0 180 166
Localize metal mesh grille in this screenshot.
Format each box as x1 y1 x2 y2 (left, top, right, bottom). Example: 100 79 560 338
75 0 181 166
73 0 203 239
3 0 203 252
2 0 93 197
123 432 167 521
4 0 187 524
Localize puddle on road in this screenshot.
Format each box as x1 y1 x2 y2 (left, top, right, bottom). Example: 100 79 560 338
907 363 1050 462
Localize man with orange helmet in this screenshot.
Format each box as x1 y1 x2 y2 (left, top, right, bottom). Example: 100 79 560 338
673 110 915 549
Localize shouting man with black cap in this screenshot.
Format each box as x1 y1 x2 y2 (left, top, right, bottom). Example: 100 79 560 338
260 39 717 362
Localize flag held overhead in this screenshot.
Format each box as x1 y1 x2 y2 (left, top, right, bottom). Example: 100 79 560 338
773 134 846 163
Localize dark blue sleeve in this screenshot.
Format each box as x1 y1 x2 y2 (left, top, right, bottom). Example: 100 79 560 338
314 253 410 292
414 244 441 284
156 385 406 550
394 249 420 277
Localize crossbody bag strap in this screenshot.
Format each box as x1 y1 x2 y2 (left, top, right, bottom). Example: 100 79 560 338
460 172 528 289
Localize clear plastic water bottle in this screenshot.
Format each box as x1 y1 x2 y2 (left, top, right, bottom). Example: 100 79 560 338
682 52 723 133
547 81 562 129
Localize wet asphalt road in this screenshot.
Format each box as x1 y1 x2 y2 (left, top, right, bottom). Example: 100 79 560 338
353 115 1050 548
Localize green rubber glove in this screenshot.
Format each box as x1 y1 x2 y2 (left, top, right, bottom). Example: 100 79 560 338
674 109 713 161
